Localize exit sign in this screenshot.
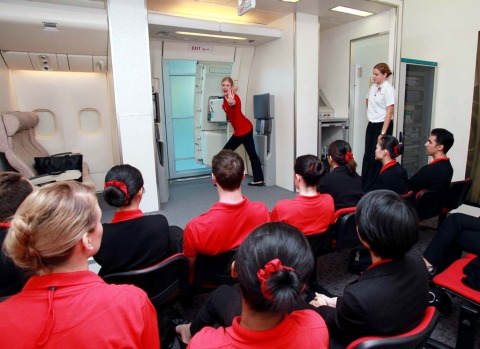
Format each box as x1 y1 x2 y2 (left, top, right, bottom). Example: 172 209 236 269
238 0 256 16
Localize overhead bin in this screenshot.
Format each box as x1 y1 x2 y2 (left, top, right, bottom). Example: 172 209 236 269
0 51 108 72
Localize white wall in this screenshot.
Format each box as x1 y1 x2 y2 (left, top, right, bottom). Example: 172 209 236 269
248 14 295 190
319 11 391 119
402 0 479 182
295 13 319 158
0 58 18 111
108 0 159 212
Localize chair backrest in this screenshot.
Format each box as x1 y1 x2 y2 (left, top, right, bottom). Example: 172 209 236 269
333 211 359 251
102 253 189 307
442 178 473 212
0 112 40 177
401 191 416 208
193 248 239 292
346 306 440 349
414 190 441 221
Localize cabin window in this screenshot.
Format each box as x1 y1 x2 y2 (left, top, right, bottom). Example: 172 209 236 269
33 109 56 137
78 108 102 134
465 32 480 207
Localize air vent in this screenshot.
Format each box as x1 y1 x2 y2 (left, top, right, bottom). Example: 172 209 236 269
43 22 58 31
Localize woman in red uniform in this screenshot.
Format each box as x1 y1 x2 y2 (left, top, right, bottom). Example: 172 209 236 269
271 154 334 236
221 77 264 186
0 181 159 348
188 222 329 349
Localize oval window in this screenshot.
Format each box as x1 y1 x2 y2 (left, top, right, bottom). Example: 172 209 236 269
78 108 101 134
33 109 56 137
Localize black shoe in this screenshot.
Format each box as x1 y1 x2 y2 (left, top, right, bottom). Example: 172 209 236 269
248 181 264 186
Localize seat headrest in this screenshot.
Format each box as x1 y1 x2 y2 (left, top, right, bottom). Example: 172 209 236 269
2 112 40 136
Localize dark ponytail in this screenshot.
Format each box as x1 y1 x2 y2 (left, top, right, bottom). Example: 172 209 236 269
379 135 404 159
235 222 314 314
328 140 357 175
103 165 144 207
294 155 325 187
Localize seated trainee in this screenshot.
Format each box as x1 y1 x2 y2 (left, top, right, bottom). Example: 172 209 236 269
183 150 269 279
318 140 363 210
94 164 181 276
423 213 480 274
0 181 159 348
187 222 329 349
408 128 454 201
271 154 334 235
310 190 429 348
0 172 33 297
370 135 408 194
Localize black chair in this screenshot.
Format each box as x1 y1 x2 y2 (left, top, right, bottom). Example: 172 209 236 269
346 306 440 349
192 248 239 294
438 178 473 226
414 190 441 222
401 190 416 208
428 255 480 349
334 211 359 251
102 253 189 307
102 253 189 349
306 229 333 285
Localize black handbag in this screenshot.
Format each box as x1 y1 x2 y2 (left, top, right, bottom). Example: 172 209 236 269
34 152 83 181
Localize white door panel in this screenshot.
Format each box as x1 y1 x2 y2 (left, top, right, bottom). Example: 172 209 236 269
11 71 114 190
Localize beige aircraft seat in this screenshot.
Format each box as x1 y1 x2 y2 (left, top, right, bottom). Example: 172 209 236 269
0 111 93 186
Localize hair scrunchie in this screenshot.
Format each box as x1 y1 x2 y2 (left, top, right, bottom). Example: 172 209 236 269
257 258 294 301
345 151 354 162
393 144 400 157
104 180 130 204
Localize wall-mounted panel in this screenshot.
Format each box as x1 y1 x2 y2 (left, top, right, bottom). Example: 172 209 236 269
29 52 60 71
68 55 93 72
1 51 33 70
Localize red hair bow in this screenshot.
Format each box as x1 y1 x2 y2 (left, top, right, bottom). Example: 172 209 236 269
345 151 354 162
104 180 130 204
257 258 294 301
393 144 399 157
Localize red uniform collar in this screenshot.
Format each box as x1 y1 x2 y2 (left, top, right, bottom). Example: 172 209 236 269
429 157 450 165
380 160 397 174
110 209 144 223
367 258 393 270
0 222 11 228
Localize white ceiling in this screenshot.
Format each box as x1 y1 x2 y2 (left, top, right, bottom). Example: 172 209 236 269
0 0 394 55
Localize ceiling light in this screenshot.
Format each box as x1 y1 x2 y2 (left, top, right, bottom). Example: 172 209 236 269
175 31 247 40
280 0 301 2
330 6 373 17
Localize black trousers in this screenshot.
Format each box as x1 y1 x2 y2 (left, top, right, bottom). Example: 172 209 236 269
361 121 393 192
189 285 242 336
424 213 480 272
224 130 264 182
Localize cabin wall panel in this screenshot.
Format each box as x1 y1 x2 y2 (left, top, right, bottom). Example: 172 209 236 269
295 13 319 157
249 14 295 191
0 58 18 111
108 0 159 212
10 71 113 190
402 0 480 184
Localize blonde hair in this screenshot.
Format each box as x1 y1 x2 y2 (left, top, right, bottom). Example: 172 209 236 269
221 77 234 86
4 181 99 274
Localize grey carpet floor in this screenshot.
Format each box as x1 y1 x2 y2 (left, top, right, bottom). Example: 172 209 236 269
98 176 480 348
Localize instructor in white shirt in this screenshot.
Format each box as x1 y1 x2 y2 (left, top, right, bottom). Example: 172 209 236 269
362 62 395 192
